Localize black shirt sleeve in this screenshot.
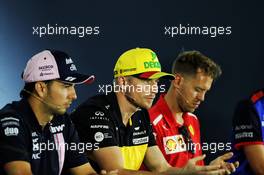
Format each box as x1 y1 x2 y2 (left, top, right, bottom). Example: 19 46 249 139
0 113 30 164
63 116 89 169
71 105 118 150
232 99 263 149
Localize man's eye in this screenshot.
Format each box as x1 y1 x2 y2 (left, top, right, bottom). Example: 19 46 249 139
64 84 72 88
146 79 158 83
195 88 202 92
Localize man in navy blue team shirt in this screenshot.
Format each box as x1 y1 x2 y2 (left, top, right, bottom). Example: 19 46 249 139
231 89 264 174
0 50 106 175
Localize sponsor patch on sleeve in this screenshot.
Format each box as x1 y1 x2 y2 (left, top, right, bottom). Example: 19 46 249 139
4 127 19 136
1 116 20 127
1 116 20 136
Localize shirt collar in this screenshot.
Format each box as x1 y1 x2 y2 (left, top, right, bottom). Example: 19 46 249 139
156 94 184 127
14 98 43 131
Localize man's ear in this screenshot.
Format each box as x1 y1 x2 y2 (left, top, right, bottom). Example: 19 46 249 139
116 76 126 86
173 74 184 89
34 82 48 98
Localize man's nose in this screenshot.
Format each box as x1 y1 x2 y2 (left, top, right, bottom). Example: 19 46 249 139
69 86 77 100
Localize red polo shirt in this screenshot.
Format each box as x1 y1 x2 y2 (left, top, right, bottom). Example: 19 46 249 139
148 94 204 167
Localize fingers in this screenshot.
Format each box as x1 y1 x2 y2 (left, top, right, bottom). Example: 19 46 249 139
233 161 239 168
196 164 221 172
227 163 236 173
100 170 107 174
186 154 238 175
199 169 226 175
224 168 231 175
108 170 118 174
224 161 239 174
217 152 234 161
190 154 207 163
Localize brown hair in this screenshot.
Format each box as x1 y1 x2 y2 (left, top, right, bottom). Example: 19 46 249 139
172 50 222 80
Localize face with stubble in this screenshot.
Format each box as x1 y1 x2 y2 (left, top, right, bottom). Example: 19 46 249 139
175 70 213 113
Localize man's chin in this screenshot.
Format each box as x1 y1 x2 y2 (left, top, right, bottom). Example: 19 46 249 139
143 103 153 110
54 109 67 115
188 108 196 113
184 107 195 113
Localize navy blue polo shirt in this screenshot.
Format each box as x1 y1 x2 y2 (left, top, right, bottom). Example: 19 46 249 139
0 98 88 175
231 89 264 174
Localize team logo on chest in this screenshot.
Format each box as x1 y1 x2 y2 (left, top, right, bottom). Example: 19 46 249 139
49 124 65 133
163 135 187 154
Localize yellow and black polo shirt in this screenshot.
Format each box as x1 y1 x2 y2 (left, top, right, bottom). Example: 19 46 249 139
71 92 156 171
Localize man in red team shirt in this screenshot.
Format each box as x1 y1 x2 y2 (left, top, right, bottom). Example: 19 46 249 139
148 51 239 171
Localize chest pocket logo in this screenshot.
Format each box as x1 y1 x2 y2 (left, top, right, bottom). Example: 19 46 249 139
163 135 187 154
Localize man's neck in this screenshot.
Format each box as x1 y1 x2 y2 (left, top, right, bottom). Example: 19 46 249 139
164 87 184 125
28 97 54 128
115 92 139 126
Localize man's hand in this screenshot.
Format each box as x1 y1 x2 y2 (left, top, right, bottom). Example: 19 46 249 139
181 154 227 175
209 152 239 174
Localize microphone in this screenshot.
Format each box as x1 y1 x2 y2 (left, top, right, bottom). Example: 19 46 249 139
124 93 140 108
22 89 64 110
120 82 140 109
176 88 191 105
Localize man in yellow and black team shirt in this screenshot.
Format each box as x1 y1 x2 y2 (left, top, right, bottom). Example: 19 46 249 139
71 48 237 175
